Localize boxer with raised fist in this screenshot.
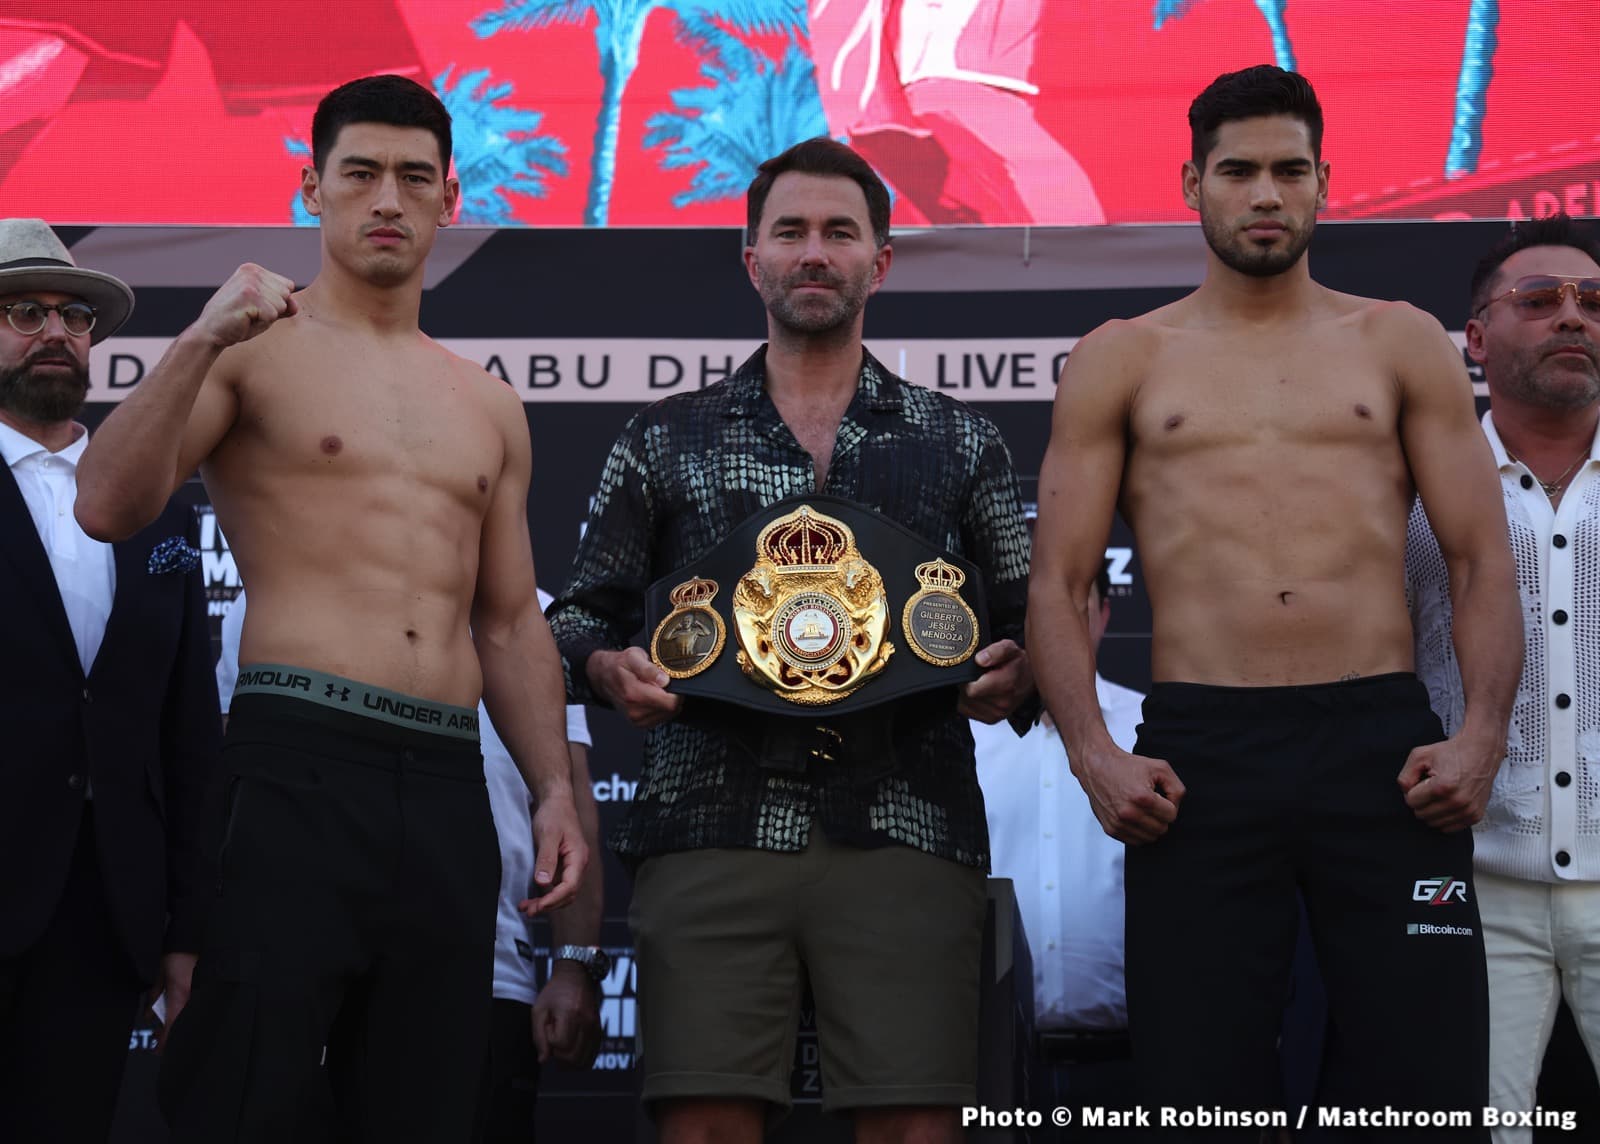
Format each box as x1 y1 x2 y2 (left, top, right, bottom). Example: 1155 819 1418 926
75 74 585 1144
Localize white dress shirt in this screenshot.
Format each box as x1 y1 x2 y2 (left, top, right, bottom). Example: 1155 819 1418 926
973 674 1145 1030
0 418 116 675
481 679 591 1005
1408 411 1600 882
215 590 245 708
214 587 592 1003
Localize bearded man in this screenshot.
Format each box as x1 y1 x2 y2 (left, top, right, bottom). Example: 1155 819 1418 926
549 137 1033 1144
1408 213 1600 1144
0 217 221 1144
1028 66 1521 1136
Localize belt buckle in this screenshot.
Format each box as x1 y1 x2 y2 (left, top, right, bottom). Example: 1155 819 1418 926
809 724 843 764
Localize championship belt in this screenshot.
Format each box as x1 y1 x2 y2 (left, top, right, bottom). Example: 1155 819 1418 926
646 495 989 717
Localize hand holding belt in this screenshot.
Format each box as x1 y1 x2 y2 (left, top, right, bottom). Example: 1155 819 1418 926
645 494 989 718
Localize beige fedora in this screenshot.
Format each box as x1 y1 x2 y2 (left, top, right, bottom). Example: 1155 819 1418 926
0 219 134 344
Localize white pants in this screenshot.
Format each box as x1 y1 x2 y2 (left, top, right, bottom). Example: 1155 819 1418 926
1478 870 1600 1143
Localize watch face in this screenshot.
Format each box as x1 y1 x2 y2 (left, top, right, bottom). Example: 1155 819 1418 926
589 948 612 983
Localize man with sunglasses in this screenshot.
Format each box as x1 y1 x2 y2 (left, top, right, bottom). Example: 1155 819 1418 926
1408 213 1600 1142
0 217 221 1142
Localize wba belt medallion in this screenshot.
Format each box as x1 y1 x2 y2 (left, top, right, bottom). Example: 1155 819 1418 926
732 504 894 706
649 576 725 678
642 493 990 717
902 558 980 666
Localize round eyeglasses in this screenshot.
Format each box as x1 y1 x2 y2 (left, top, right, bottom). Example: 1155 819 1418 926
2 300 98 338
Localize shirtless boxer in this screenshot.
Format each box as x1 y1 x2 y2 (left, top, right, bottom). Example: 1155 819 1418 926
1028 66 1521 1132
74 74 586 1142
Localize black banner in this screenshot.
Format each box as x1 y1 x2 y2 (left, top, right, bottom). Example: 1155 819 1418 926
90 218 1507 1141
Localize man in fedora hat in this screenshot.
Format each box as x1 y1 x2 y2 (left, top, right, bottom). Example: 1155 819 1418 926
0 217 222 1142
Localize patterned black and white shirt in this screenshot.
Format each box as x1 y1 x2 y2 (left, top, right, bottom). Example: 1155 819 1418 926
1408 411 1600 882
549 346 1031 868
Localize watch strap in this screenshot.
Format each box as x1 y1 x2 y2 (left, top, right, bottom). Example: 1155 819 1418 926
554 944 607 983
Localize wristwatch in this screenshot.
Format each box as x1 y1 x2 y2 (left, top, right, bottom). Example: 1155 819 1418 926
554 944 611 985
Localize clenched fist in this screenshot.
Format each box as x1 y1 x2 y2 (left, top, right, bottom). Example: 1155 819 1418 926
195 263 298 348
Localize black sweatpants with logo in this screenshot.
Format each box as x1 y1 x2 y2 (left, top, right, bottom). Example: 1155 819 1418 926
160 694 500 1143
1124 674 1488 1140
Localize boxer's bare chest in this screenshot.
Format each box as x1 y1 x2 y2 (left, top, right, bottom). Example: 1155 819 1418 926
226 334 501 512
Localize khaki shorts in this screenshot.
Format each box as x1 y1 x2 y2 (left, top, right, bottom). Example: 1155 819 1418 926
628 829 986 1114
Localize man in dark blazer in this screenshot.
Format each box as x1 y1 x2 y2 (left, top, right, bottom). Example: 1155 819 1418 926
0 218 222 1142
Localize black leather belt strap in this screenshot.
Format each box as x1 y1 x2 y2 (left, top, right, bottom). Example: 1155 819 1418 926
694 706 887 778
684 690 948 780
645 493 990 718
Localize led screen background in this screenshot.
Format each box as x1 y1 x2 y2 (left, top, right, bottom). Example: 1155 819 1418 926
3 2 1595 226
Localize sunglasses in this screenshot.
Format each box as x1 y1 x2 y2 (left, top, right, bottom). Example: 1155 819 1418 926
2 300 98 338
1479 275 1600 321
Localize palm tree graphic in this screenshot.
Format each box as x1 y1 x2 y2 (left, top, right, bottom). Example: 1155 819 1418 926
286 66 567 225
1154 0 1502 180
1153 0 1295 70
1446 0 1498 177
645 16 828 208
474 0 806 225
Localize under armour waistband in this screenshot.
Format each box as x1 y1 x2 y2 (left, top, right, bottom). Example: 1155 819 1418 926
232 663 480 741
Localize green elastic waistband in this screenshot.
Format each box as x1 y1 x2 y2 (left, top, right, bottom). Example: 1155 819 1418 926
232 663 480 741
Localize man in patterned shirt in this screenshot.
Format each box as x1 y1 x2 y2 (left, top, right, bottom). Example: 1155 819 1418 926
548 137 1033 1144
1408 214 1600 1143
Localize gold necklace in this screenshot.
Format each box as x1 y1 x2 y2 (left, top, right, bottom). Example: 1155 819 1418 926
1506 446 1588 499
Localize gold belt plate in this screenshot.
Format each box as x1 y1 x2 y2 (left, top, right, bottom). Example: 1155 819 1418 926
732 504 894 705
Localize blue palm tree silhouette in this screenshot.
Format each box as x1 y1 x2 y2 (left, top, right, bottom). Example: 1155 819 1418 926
1155 1 1504 180
1446 0 1498 177
1251 0 1295 71
644 18 828 208
285 67 567 225
1153 0 1295 70
437 65 570 222
474 0 806 226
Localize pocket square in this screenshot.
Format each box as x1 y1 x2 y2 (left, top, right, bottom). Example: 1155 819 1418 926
148 536 201 574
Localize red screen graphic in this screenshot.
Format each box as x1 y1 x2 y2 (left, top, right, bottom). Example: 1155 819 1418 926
1 0 1593 227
